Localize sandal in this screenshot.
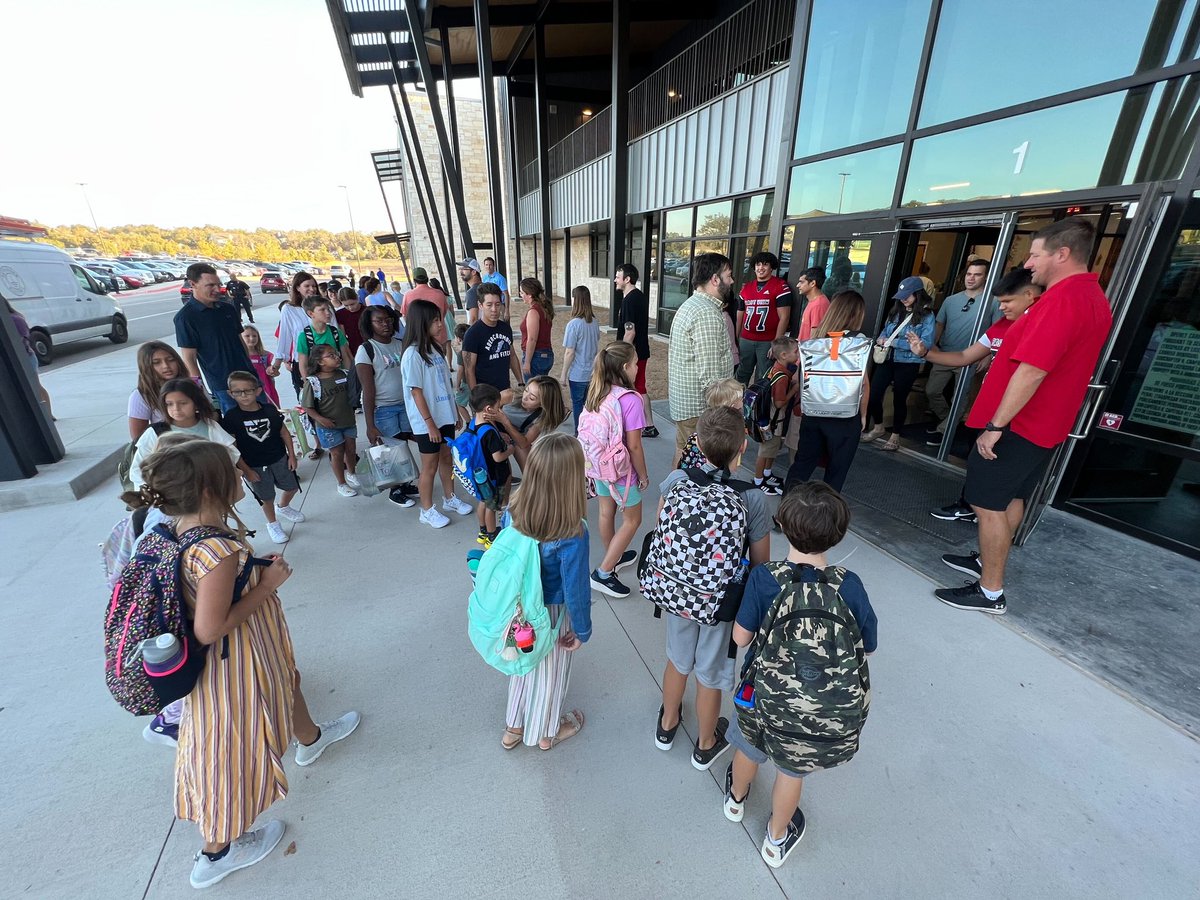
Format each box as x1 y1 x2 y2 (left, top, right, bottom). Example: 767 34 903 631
539 709 584 751
879 436 900 452
501 727 523 750
307 447 324 461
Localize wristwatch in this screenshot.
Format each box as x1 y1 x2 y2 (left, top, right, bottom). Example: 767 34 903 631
984 422 1007 433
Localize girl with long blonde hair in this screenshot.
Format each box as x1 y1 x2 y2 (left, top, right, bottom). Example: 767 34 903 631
501 433 591 750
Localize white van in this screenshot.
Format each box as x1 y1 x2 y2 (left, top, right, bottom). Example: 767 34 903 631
0 239 127 365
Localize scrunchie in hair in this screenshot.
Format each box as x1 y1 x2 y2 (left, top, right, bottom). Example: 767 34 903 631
139 485 163 508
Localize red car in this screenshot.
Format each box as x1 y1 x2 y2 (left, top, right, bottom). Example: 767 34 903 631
260 272 287 293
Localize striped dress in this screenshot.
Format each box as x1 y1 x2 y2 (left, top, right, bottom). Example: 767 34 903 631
175 536 296 845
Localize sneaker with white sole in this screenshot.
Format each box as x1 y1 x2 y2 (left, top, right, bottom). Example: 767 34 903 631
691 717 730 771
189 819 286 889
590 569 630 598
336 483 358 498
760 810 806 868
442 495 474 516
723 761 747 822
345 473 360 488
941 551 983 579
295 710 361 767
275 505 305 523
419 506 450 529
142 713 177 747
613 549 638 574
266 522 288 544
387 487 415 508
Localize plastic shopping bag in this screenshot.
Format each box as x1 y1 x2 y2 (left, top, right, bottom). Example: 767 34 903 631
368 442 416 488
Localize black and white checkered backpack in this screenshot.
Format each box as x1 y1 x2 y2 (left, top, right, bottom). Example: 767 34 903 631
638 468 751 625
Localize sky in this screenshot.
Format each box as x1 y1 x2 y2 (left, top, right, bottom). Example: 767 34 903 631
0 0 460 234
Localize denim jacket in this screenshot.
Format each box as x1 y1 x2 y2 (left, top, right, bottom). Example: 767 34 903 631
881 313 935 365
539 529 593 643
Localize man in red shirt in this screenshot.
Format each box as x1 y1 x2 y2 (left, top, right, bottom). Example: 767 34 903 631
735 252 793 384
795 267 830 340
932 218 1112 614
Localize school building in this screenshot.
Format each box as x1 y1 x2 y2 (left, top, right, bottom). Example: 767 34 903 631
325 0 1200 561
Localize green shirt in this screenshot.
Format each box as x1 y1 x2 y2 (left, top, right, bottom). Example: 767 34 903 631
300 369 355 428
295 324 346 356
668 289 734 421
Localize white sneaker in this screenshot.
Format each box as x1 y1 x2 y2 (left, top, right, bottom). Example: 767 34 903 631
266 522 288 544
189 819 286 889
295 710 361 767
275 504 305 523
345 473 360 488
442 495 474 516
419 506 450 529
337 483 358 498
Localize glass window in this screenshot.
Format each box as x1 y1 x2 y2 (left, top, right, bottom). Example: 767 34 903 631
786 144 902 217
695 200 732 237
589 231 610 278
658 240 694 334
807 239 872 298
733 193 774 234
731 234 770 285
780 224 796 276
70 265 94 293
902 93 1128 207
920 0 1200 127
664 207 692 239
794 0 931 157
1117 75 1200 184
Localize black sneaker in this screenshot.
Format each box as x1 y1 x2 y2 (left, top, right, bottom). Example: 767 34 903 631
760 809 806 868
925 429 944 446
935 580 1006 615
691 716 730 771
655 703 682 751
387 487 415 508
758 480 782 496
398 482 419 495
931 502 976 522
614 549 638 574
941 551 983 578
642 425 660 438
591 569 631 598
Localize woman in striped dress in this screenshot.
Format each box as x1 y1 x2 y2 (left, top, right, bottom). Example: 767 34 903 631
501 433 592 750
133 440 360 889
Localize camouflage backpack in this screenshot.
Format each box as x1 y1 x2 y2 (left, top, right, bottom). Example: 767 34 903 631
735 562 870 774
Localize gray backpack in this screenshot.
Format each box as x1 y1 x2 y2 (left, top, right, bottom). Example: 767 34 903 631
797 331 871 418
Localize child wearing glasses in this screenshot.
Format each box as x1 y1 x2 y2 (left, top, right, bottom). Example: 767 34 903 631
220 370 305 544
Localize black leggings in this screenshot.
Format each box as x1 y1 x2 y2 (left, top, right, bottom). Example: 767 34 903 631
867 360 921 434
785 415 862 493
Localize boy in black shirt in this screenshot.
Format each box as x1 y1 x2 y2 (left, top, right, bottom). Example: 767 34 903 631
222 371 303 543
468 384 512 548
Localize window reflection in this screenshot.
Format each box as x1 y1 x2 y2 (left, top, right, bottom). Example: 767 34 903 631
664 208 692 239
734 193 774 234
794 0 931 157
787 145 902 217
919 0 1200 126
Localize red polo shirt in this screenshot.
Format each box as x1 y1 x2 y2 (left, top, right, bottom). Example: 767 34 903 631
967 273 1111 448
738 276 793 341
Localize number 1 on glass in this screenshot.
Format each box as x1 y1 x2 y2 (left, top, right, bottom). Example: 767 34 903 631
1012 140 1029 175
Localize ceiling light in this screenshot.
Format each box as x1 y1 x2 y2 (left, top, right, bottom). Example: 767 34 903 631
667 89 677 98
582 108 593 117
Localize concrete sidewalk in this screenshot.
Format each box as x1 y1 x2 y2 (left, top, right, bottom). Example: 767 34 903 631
1 312 1197 898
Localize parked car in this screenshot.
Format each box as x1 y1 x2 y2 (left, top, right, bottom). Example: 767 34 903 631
329 264 349 279
260 272 287 293
83 266 123 293
119 259 169 282
98 263 152 289
1 239 127 364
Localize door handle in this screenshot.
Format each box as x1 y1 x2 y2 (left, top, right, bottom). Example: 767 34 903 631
1068 382 1108 440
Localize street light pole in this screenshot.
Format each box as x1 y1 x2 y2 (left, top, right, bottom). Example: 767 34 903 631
338 185 361 266
77 182 98 230
836 173 850 215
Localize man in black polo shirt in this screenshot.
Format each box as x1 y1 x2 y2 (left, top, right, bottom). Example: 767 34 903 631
175 263 255 414
226 273 254 322
615 262 658 437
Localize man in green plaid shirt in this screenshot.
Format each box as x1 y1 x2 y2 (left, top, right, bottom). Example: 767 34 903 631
668 252 736 466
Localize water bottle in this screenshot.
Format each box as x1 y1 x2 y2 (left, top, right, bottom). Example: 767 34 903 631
141 633 184 675
474 467 494 502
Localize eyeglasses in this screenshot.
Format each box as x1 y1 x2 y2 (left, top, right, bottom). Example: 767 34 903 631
228 388 257 396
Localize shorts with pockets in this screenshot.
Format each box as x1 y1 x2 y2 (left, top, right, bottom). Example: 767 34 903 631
674 416 699 453
245 456 300 505
315 424 357 449
374 402 413 440
725 712 805 780
415 425 455 455
757 432 782 459
963 430 1053 512
665 615 735 690
593 479 641 507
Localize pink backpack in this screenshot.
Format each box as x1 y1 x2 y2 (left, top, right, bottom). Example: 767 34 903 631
577 386 635 507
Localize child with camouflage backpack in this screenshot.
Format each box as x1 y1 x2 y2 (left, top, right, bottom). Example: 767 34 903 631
725 481 877 868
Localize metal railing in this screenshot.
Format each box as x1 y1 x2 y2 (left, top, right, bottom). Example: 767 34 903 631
628 0 795 139
518 159 539 196
548 106 612 179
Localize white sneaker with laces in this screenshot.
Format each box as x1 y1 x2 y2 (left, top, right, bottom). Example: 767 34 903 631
442 495 474 516
266 522 288 544
337 483 358 497
275 504 305 523
345 472 360 488
295 710 361 766
189 819 286 889
419 506 450 529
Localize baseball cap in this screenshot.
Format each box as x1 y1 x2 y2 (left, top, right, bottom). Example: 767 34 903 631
458 258 481 272
892 275 925 300
412 266 429 283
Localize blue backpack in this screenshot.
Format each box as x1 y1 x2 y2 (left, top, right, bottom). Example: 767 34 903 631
449 420 497 502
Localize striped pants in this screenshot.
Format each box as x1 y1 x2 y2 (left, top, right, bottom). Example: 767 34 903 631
505 606 573 747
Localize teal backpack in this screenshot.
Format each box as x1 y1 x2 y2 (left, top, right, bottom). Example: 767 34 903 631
467 527 555 675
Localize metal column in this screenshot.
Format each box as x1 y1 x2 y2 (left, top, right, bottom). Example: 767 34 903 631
402 0 476 259
440 24 459 259
504 75 523 279
562 226 571 301
375 176 413 284
609 0 630 326
476 0 508 277
533 23 554 288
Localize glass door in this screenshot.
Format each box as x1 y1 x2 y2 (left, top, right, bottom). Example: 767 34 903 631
1054 199 1200 558
785 218 900 327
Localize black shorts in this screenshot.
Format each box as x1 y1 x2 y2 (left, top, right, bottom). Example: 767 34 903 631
414 425 456 455
963 430 1053 512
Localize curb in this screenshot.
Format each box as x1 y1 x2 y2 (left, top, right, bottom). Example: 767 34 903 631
0 443 124 512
